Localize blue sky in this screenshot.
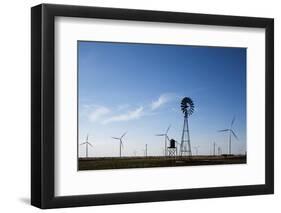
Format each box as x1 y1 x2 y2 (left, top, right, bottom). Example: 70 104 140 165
78 41 246 157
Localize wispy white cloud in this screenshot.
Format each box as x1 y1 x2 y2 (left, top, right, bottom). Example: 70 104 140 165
151 93 175 110
88 106 110 122
83 93 177 124
102 106 144 124
117 104 130 111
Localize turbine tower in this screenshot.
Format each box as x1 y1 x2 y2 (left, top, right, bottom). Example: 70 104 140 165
155 125 171 156
180 97 194 156
174 140 181 156
145 144 148 157
193 145 200 155
213 142 216 156
218 116 239 155
80 134 93 158
112 132 127 157
218 146 222 155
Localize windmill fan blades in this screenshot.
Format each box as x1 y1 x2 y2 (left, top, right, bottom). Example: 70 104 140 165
181 97 194 115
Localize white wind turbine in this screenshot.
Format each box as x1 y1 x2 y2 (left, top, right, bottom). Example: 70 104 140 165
112 132 127 157
193 145 200 155
218 116 239 155
80 134 93 158
156 125 171 156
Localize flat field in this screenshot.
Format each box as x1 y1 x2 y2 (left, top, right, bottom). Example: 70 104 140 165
78 155 246 170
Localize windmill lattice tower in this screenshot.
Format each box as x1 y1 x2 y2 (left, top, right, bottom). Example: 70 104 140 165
180 97 194 157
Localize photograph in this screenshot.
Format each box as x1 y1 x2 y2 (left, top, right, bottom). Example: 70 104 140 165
77 41 247 170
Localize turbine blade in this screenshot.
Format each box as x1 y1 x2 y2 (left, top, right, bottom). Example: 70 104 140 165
166 125 171 134
231 116 236 127
80 142 86 145
166 135 170 141
121 132 127 139
231 130 239 141
155 134 165 136
87 142 93 147
112 137 119 140
218 129 229 132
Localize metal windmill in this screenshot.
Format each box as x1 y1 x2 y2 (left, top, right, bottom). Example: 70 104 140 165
180 97 194 156
155 125 171 156
218 116 239 155
80 134 93 158
112 132 127 157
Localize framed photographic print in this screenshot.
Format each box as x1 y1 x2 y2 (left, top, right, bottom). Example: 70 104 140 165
31 3 274 209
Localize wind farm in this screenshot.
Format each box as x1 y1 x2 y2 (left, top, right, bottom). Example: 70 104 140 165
78 97 246 170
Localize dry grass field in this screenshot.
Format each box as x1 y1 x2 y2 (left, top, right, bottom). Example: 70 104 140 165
78 155 246 170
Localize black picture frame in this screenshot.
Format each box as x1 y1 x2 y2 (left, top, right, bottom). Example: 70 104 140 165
31 3 274 209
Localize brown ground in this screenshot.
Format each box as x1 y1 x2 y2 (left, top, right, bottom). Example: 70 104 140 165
78 155 246 170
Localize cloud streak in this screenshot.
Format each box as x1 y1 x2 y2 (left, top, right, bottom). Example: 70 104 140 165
88 106 110 122
151 93 175 110
102 106 144 124
84 93 177 124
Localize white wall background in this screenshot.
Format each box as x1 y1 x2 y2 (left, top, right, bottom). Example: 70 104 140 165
0 0 279 212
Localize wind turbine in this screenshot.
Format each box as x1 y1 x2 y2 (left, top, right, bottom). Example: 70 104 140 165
112 132 127 157
218 116 239 155
155 125 171 156
145 144 148 157
213 142 216 156
80 135 93 158
193 146 200 155
218 146 222 155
